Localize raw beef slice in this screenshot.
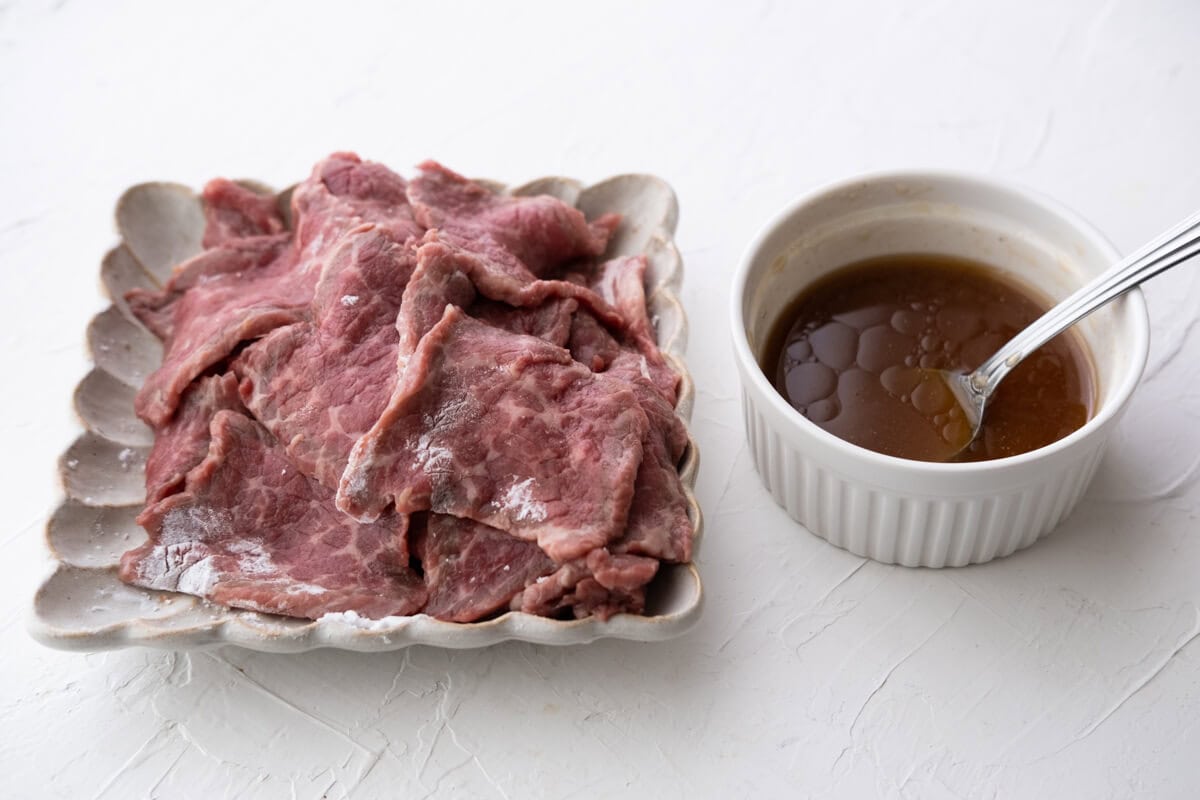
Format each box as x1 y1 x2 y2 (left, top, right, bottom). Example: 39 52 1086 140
564 260 692 563
414 514 554 623
127 233 293 342
338 306 648 563
131 152 424 429
236 226 420 489
512 549 660 620
121 411 424 620
605 352 692 563
131 244 313 428
119 152 692 625
407 160 619 277
587 254 680 405
142 372 243 507
201 178 286 247
470 296 578 348
394 235 627 369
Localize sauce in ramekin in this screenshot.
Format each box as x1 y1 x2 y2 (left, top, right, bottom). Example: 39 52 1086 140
763 254 1095 462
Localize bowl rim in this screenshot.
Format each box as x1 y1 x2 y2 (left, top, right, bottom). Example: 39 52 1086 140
729 168 1151 475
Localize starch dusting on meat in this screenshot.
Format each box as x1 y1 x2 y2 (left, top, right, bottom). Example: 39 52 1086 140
337 306 648 563
121 411 425 619
119 152 691 623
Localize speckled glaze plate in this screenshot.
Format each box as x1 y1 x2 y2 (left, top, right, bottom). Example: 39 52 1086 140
30 170 703 652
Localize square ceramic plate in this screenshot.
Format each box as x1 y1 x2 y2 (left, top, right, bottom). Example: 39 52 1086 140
30 170 703 652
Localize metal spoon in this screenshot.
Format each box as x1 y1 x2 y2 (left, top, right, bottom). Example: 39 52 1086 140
941 207 1200 458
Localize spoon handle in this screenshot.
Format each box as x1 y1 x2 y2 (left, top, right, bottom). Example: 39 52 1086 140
969 207 1200 397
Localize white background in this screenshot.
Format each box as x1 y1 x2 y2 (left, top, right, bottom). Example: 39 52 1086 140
3 1 1200 797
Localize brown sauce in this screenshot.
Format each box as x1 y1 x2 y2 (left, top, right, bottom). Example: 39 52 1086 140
763 254 1095 462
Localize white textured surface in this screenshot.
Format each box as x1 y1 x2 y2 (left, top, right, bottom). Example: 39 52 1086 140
3 1 1199 797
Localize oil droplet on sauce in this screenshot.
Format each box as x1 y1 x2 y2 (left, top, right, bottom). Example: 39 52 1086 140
762 254 1095 462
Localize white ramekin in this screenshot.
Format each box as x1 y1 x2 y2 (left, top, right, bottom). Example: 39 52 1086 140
730 171 1150 567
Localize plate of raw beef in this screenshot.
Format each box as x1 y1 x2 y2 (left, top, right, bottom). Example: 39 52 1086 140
31 154 702 652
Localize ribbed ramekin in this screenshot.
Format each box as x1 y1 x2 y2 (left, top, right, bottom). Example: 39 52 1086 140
731 171 1150 567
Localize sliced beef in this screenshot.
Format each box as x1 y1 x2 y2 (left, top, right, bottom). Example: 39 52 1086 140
315 153 410 209
564 259 693 563
125 292 174 342
338 306 648 563
415 512 663 623
119 153 692 625
567 307 623 372
414 514 554 622
511 549 660 620
395 236 627 368
142 373 243 506
121 411 424 620
127 233 293 341
606 352 693 563
131 245 313 428
235 226 419 489
504 349 690 615
201 179 286 248
393 238 482 365
471 296 577 348
293 152 417 256
591 254 655 340
585 254 680 405
130 154 423 430
233 320 397 490
128 181 289 343
408 160 618 277
232 156 425 488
